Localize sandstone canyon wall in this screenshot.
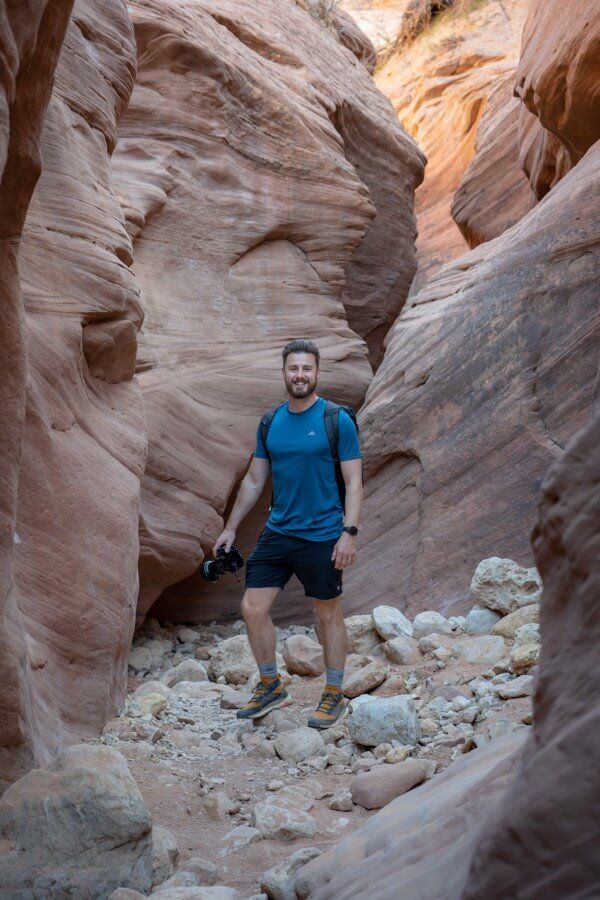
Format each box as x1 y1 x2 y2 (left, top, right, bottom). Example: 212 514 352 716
370 0 530 293
111 0 424 626
1 0 147 788
341 0 600 618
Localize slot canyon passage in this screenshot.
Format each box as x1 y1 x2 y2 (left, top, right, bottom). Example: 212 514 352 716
0 0 599 896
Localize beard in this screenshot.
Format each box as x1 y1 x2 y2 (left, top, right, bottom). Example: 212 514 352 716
285 374 317 399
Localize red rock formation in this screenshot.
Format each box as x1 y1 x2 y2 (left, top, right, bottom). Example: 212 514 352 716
1 0 146 788
515 0 600 197
112 0 424 625
373 0 529 293
462 400 600 895
451 73 535 248
344 142 600 619
289 732 526 897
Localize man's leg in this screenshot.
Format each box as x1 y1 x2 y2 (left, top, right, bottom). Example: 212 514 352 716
240 586 280 673
237 586 289 720
308 597 348 729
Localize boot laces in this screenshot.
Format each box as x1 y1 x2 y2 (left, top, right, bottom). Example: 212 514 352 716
317 690 340 714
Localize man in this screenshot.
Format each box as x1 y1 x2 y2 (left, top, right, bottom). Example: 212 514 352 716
213 339 363 729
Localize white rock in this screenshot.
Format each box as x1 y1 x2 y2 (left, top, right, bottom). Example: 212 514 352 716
328 787 354 811
176 626 201 644
128 647 154 672
371 606 413 641
495 675 535 699
343 662 388 698
347 695 420 748
344 615 382 653
152 825 179 887
259 848 321 900
218 825 262 856
208 635 283 685
252 802 317 841
471 557 543 614
412 611 452 640
273 727 325 764
464 605 502 635
492 604 539 638
382 635 421 664
454 635 507 666
161 660 208 688
513 623 540 648
132 681 171 700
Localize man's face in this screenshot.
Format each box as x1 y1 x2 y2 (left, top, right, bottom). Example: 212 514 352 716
283 352 319 399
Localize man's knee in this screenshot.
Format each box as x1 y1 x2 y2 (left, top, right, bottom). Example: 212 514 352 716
313 597 344 626
241 588 276 622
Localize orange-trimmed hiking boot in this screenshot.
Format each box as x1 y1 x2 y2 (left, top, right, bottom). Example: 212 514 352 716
307 688 348 730
236 676 290 720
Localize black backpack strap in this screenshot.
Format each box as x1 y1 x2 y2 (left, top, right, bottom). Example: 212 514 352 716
258 406 280 462
323 400 341 463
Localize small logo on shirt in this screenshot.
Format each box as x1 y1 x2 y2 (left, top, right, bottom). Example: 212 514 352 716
308 430 316 436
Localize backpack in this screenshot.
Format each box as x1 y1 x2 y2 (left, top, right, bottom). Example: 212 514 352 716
258 399 362 508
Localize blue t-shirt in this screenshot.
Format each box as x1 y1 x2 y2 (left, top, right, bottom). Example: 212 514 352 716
254 397 362 541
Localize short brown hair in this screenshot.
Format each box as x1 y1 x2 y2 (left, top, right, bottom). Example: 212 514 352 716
282 339 320 367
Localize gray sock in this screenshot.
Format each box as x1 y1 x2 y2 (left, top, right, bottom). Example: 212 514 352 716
325 667 344 689
258 661 278 679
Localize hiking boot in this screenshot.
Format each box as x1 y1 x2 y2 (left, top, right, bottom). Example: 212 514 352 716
236 676 290 720
307 689 348 730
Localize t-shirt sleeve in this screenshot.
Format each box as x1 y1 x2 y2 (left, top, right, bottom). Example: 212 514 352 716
254 420 269 459
338 411 362 460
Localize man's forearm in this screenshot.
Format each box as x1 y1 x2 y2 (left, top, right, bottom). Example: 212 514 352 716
226 478 263 531
343 481 363 527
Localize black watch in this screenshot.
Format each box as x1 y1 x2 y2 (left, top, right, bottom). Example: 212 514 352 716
342 525 358 536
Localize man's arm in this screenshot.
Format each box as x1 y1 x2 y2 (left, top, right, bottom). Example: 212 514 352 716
213 456 270 555
332 457 363 570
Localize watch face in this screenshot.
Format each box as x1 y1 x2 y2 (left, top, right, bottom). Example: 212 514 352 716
345 526 358 536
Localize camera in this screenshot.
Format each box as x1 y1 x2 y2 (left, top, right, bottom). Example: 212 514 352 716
201 545 245 582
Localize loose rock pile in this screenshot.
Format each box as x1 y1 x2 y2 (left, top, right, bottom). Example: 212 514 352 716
0 558 541 898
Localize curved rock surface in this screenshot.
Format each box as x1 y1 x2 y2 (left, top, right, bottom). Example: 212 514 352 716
112 0 424 624
514 0 600 197
451 73 535 248
1 0 146 787
344 142 600 618
463 409 600 895
289 731 526 898
373 0 529 293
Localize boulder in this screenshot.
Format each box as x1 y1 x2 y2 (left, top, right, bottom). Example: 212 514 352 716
219 825 262 855
513 623 540 648
347 696 420 748
252 802 317 841
492 604 539 638
129 647 154 672
371 606 413 641
412 612 452 640
133 681 172 700
162 660 208 688
273 728 325 764
343 662 388 699
495 675 535 700
471 558 542 614
464 606 502 635
152 825 179 887
454 636 507 666
329 787 354 812
382 635 421 665
510 643 540 674
344 615 382 653
350 759 426 810
282 635 325 676
182 858 217 885
0 745 152 897
127 693 168 719
208 636 282 685
260 848 321 900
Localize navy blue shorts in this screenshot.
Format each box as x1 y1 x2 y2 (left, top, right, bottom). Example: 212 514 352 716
245 526 343 600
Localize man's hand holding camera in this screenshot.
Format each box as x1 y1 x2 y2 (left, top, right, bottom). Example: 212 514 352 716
213 527 236 556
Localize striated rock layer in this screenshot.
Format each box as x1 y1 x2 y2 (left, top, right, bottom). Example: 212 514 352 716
113 0 424 625
1 1 147 787
463 395 600 894
515 0 600 199
344 142 600 618
451 73 535 248
374 0 529 293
